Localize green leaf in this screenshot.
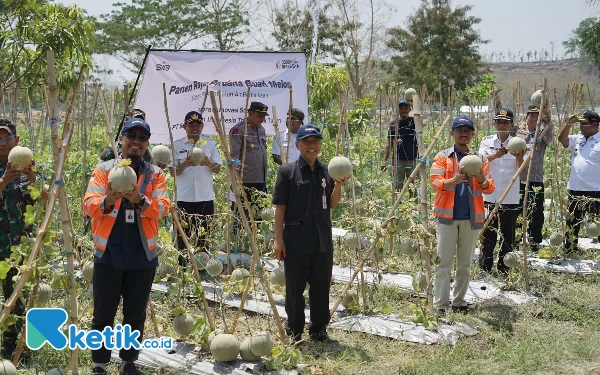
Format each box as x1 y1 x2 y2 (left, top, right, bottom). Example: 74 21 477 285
0 261 11 280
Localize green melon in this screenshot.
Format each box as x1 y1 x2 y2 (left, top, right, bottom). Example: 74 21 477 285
206 259 223 276
328 156 353 180
189 147 206 165
207 329 224 348
218 242 228 251
194 252 211 270
249 331 273 357
412 272 427 291
400 238 417 256
82 261 94 282
585 221 600 237
397 218 412 231
270 267 285 287
173 314 195 336
210 333 240 362
503 252 520 268
46 369 65 375
240 337 261 361
7 145 33 171
260 208 275 221
549 233 563 247
507 137 526 154
37 283 53 305
158 264 175 279
340 289 359 308
265 232 275 245
344 232 360 248
152 144 171 164
108 159 137 192
231 268 250 282
404 88 417 101
531 90 543 106
0 360 17 375
458 154 482 175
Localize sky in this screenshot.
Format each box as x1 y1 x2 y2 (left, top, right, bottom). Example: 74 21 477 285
56 0 599 82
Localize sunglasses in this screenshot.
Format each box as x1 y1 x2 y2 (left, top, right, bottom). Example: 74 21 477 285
123 132 150 142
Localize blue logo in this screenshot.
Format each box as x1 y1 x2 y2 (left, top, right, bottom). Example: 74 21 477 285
26 308 69 350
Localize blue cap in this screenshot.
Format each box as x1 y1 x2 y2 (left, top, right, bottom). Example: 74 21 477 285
296 124 323 140
185 110 204 123
121 118 151 135
452 116 474 129
399 99 411 108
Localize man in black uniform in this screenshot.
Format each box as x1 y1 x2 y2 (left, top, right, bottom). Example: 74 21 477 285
381 99 418 196
272 124 347 343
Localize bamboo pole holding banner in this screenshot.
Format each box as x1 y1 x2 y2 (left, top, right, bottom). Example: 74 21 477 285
330 115 452 317
272 106 285 165
285 85 293 163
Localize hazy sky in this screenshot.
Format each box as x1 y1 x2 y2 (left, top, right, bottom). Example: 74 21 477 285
57 0 598 81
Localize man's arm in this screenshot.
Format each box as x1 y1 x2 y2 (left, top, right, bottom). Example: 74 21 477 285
558 124 572 148
330 178 347 209
273 204 286 260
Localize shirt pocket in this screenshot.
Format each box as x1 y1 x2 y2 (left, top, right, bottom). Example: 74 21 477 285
589 144 600 161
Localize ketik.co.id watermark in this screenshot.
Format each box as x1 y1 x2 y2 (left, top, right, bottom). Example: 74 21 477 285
26 308 173 351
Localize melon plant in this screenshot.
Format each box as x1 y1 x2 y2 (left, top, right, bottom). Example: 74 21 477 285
412 272 427 291
507 137 526 154
585 221 600 237
210 333 240 362
404 88 417 101
328 156 353 180
194 252 211 270
249 331 273 357
260 207 275 221
373 247 385 262
231 268 250 282
270 267 285 287
108 159 137 192
157 264 175 279
173 313 195 336
82 261 94 282
459 154 482 175
340 289 359 308
37 283 53 305
545 190 554 199
152 144 171 164
503 252 520 268
189 147 206 165
344 232 360 248
46 369 65 375
549 233 563 247
0 360 17 375
7 145 33 171
239 337 261 361
396 218 412 231
400 238 417 256
206 259 223 276
531 90 543 106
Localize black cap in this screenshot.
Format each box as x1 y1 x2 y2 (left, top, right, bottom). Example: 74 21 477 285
527 105 540 114
452 116 474 129
0 118 15 135
121 118 151 135
296 124 323 140
494 108 514 122
289 108 305 121
399 99 411 108
249 102 269 116
579 110 600 124
185 111 204 123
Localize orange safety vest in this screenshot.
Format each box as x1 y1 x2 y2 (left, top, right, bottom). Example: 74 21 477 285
82 159 170 261
430 147 495 229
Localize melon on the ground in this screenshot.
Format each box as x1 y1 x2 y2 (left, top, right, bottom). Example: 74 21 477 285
108 159 137 192
0 360 17 375
37 283 53 305
531 90 543 106
400 238 417 256
404 88 417 101
585 221 600 237
249 332 273 357
412 272 427 291
270 267 285 287
340 289 359 308
189 147 206 165
210 333 240 362
240 337 261 361
7 145 33 171
459 154 482 175
507 137 526 154
152 144 171 164
344 232 360 248
173 314 195 336
328 156 353 180
260 208 275 221
503 252 520 268
206 259 223 276
82 261 94 282
549 233 563 247
208 329 224 348
231 268 250 282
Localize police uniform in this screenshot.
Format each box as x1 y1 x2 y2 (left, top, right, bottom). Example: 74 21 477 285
272 125 335 341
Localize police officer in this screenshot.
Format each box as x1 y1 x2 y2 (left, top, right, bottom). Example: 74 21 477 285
83 118 170 375
272 108 304 165
559 110 600 253
272 124 347 343
517 105 553 253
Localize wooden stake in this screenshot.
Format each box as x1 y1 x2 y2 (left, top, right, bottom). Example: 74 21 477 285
285 85 293 163
98 87 119 158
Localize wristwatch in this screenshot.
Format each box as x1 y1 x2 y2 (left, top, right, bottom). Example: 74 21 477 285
136 194 146 207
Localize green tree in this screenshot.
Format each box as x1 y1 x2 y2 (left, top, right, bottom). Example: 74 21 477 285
564 17 600 75
386 0 488 92
198 0 249 50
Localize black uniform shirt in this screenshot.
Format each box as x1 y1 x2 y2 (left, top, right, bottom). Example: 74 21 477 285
388 117 417 160
272 156 335 255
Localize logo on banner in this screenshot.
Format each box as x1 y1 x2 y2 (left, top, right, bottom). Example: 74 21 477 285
156 61 171 71
276 59 300 69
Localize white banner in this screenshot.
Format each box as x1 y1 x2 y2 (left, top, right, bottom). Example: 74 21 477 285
133 50 308 144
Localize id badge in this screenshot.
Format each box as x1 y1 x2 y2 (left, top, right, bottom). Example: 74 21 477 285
125 209 135 223
322 193 327 209
484 205 489 219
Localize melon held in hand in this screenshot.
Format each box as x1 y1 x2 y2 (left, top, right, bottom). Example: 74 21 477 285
531 90 543 106
459 154 482 176
507 137 526 154
328 156 353 180
108 159 137 192
8 145 33 171
152 144 171 164
404 88 417 101
189 147 206 165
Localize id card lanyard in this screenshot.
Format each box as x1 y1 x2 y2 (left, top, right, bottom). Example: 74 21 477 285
321 178 327 209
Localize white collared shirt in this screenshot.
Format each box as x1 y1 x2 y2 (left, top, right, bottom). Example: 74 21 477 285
478 134 520 204
173 135 222 202
566 132 600 191
271 129 300 163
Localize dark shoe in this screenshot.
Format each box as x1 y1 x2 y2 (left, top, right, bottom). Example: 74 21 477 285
309 332 338 344
451 305 469 313
286 328 302 343
92 367 109 374
120 362 146 375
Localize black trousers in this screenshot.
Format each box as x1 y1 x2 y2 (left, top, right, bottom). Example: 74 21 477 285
518 181 545 248
1 266 25 359
176 200 214 266
91 263 156 363
565 190 600 253
480 202 520 273
283 252 333 337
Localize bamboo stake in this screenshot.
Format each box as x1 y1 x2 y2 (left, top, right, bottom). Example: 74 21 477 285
12 272 40 366
98 87 119 158
272 106 285 166
161 83 178 203
285 85 293 163
149 296 160 336
330 115 452 317
81 84 88 200
240 87 251 180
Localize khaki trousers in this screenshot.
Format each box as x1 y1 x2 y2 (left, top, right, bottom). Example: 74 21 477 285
434 220 479 309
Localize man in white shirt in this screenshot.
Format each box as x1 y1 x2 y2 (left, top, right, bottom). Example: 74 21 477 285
272 108 304 165
558 110 600 254
171 111 222 264
478 108 524 274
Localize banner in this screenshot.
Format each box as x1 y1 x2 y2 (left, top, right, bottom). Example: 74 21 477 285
133 50 308 144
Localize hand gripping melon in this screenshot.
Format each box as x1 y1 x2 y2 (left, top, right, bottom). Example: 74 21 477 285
412 272 427 291
0 360 17 375
404 88 417 101
400 238 418 256
531 90 543 106
152 144 171 164
108 159 137 192
37 283 53 305
585 221 600 237
46 369 65 375
549 233 563 247
270 267 285 287
7 145 33 171
507 137 526 154
328 156 353 180
189 147 206 165
249 331 273 357
173 313 195 336
260 207 275 221
240 337 261 361
503 252 520 268
82 261 94 282
210 333 240 362
231 268 250 282
206 259 223 276
340 289 359 308
459 154 482 175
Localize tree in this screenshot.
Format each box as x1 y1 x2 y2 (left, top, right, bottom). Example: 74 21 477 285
194 0 249 50
563 17 600 75
386 0 488 92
